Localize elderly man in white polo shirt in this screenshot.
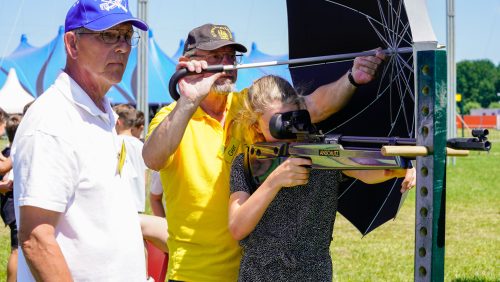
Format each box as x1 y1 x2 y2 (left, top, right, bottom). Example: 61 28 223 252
11 0 149 280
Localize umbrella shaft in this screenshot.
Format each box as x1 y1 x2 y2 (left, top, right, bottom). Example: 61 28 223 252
224 46 414 71
169 46 413 100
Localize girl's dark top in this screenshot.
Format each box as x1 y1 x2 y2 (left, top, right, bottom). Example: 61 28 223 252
230 153 341 281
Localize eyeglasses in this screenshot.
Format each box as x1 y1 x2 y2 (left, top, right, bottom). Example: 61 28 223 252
77 29 141 47
189 52 243 65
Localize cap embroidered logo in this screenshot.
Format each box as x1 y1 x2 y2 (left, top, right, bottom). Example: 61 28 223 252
210 25 233 40
100 0 128 12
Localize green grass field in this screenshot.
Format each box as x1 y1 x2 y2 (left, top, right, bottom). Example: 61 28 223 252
0 134 498 281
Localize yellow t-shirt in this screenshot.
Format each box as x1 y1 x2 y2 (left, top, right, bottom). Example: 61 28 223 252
146 90 249 282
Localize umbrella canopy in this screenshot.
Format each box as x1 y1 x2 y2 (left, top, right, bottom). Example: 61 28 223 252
0 68 35 114
286 0 436 235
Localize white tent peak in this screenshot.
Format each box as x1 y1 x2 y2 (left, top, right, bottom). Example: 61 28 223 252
0 68 35 114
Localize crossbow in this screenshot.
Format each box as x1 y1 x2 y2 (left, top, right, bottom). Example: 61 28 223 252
243 110 491 188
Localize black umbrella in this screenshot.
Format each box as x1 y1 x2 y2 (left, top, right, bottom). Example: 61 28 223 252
337 177 409 235
286 0 436 235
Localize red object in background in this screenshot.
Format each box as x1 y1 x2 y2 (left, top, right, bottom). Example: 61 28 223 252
146 241 168 282
456 115 498 129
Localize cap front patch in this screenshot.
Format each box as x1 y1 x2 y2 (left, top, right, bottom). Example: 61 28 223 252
211 25 232 41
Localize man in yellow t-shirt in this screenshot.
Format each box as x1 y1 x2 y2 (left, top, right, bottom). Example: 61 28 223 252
143 23 386 281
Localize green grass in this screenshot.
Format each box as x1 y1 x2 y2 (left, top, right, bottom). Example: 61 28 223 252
331 136 500 281
0 134 498 281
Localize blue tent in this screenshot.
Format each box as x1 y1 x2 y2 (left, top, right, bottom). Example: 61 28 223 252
144 29 175 104
123 29 175 105
12 34 36 54
171 39 184 62
0 28 59 97
0 63 8 89
40 27 67 95
0 34 35 94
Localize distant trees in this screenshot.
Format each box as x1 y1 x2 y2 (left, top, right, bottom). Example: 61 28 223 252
456 59 500 113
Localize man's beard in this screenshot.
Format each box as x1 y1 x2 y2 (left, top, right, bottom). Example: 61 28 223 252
210 76 236 95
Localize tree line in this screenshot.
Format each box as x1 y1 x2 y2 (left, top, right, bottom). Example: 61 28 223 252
457 59 500 114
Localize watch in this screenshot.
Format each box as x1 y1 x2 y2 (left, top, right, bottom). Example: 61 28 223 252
347 68 362 88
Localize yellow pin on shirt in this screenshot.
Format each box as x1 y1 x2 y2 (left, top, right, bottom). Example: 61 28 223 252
117 141 127 176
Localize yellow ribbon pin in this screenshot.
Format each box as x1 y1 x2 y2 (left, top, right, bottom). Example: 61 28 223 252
117 141 127 176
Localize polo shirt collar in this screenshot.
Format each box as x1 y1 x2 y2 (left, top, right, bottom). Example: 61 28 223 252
55 72 116 125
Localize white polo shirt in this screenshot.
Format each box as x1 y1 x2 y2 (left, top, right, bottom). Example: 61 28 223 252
149 170 163 196
119 135 146 212
12 72 146 281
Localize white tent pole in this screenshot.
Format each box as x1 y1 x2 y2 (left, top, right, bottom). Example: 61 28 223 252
137 0 149 138
447 0 457 165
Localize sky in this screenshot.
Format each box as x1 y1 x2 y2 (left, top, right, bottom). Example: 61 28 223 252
0 0 499 64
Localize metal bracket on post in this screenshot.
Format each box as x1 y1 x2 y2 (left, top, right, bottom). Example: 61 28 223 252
414 50 447 282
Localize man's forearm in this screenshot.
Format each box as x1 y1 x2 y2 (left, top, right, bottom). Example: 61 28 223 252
21 232 72 281
142 97 198 171
24 245 72 281
19 206 72 280
306 73 356 123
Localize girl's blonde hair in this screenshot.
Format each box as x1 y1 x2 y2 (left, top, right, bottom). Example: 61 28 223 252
235 75 306 145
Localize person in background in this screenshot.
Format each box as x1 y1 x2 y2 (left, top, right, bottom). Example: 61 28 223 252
0 107 7 139
132 109 146 140
0 114 22 282
114 104 147 213
142 23 386 281
12 0 149 280
149 170 165 218
0 108 11 174
22 101 34 116
228 75 415 281
1 100 32 180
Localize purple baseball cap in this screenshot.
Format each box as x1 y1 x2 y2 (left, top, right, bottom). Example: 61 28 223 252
65 0 148 32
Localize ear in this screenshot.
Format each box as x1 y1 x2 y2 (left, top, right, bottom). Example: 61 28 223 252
64 32 78 59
